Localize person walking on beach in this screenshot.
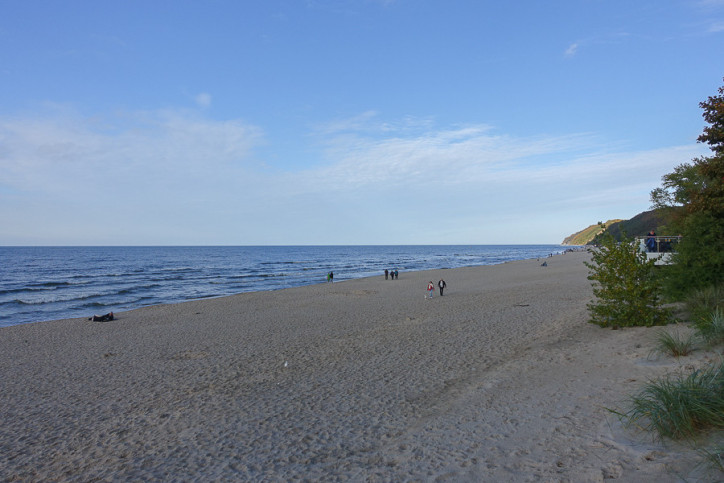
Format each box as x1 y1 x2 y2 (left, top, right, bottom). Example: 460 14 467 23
384 269 389 280
426 281 435 299
394 269 399 280
438 279 446 296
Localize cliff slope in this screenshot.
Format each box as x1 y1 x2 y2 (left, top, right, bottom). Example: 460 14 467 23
562 220 622 245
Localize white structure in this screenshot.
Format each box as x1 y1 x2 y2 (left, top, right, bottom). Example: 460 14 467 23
635 236 682 266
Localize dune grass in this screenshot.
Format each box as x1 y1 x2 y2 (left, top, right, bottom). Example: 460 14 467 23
651 327 696 358
623 360 724 441
686 284 724 321
693 309 724 346
699 444 724 473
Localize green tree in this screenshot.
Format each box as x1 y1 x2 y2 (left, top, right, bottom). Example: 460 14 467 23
585 231 669 328
651 80 724 298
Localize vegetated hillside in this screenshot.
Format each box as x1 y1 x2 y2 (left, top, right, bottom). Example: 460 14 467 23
591 209 672 244
561 220 622 245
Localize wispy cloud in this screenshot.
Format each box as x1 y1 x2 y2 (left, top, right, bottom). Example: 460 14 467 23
697 0 724 7
708 21 724 32
195 92 212 108
0 107 707 245
564 42 578 57
0 106 263 198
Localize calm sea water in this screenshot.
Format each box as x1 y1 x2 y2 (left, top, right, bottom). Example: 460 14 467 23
0 245 567 327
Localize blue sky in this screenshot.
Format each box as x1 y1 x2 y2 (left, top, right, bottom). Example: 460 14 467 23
1 0 722 245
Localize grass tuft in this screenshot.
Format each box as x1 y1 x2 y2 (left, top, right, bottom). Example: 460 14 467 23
623 360 724 441
652 328 696 358
686 284 724 320
693 308 724 346
699 444 724 473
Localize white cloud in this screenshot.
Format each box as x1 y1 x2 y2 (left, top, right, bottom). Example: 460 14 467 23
564 42 578 57
0 107 267 245
0 108 708 245
302 120 696 204
1 108 261 196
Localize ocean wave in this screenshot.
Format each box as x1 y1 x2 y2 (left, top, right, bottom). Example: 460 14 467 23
260 261 308 265
2 281 94 292
149 275 187 282
116 283 163 295
4 299 34 306
8 290 118 306
0 286 60 295
1 244 568 327
183 293 218 300
78 301 108 309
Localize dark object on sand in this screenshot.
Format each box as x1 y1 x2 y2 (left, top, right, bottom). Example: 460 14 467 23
89 312 114 322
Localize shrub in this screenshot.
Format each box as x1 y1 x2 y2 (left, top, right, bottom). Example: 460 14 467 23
659 213 724 299
585 231 670 327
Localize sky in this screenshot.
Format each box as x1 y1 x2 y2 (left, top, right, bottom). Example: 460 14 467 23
1 0 723 246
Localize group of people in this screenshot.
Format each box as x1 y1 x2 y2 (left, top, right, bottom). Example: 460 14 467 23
327 268 448 299
426 279 446 299
384 269 399 280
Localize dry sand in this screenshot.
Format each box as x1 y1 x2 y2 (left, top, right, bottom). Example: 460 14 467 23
1 251 721 482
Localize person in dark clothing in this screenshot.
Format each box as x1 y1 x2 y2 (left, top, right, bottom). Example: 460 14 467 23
645 230 657 252
438 279 446 296
384 269 389 280
89 312 114 322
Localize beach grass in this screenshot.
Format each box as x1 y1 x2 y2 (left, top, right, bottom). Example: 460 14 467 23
650 327 696 358
699 443 724 473
686 284 724 320
622 360 724 441
693 308 724 346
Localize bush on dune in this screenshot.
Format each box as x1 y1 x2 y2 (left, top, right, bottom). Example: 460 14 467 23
585 230 670 328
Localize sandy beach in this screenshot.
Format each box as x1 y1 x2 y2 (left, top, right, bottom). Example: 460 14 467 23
1 251 719 482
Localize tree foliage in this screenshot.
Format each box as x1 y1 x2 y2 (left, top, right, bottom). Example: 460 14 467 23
585 231 669 328
650 80 724 298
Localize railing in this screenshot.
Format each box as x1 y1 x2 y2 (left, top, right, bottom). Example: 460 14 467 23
634 235 682 254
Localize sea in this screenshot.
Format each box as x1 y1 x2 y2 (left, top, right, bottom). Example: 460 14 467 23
0 245 569 328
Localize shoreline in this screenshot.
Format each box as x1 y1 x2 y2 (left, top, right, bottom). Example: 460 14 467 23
1 251 715 481
1 245 573 328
